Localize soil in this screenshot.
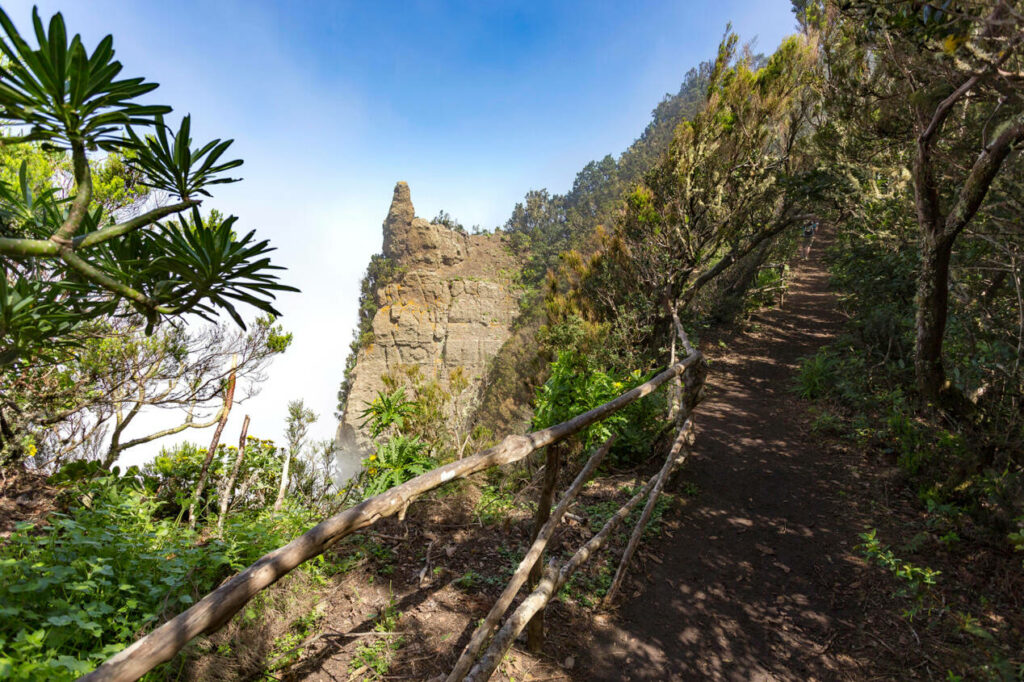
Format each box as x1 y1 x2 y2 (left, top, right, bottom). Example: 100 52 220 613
0 469 57 538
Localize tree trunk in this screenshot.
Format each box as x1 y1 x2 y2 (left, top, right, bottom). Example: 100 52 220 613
273 446 293 512
526 442 563 653
188 369 236 529
217 415 250 533
914 234 954 405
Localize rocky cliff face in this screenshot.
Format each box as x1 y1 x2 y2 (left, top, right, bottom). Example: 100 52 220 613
335 182 522 471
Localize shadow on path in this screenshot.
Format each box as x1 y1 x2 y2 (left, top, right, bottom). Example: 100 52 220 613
574 233 889 681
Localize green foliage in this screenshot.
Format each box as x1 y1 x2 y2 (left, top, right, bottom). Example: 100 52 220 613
130 208 293 329
0 6 296 367
802 212 1023 541
796 340 1024 540
263 606 323 676
559 557 613 607
531 350 664 462
503 64 713 290
359 435 434 499
453 570 483 591
474 483 522 526
795 349 843 400
0 471 319 679
143 437 281 518
377 364 480 459
857 529 941 620
359 388 416 440
125 115 242 200
431 209 466 234
348 594 402 679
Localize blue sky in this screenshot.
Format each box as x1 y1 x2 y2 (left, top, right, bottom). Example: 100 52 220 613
6 1 798 462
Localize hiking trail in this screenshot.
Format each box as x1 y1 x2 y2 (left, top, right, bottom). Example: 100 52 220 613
573 232 902 681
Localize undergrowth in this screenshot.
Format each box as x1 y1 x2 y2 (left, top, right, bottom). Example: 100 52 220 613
0 472 329 680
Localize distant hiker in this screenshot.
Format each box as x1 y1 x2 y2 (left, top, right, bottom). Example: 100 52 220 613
801 221 818 259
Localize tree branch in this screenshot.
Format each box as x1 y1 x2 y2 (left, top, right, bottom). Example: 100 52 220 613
0 237 60 257
58 247 173 313
51 139 93 243
73 199 199 249
115 406 225 453
942 112 1024 242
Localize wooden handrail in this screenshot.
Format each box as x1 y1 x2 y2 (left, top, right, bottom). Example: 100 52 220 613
79 352 702 682
453 318 706 680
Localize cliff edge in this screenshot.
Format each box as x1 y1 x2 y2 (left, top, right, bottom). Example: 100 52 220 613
335 182 523 471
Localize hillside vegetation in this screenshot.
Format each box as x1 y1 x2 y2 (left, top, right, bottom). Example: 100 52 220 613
1 1 1022 680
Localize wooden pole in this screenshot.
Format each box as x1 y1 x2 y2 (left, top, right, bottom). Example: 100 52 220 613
447 436 615 682
188 362 237 529
465 462 666 682
604 416 693 605
78 354 701 682
216 415 250 534
526 442 561 652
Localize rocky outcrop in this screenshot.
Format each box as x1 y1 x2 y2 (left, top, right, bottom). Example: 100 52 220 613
335 182 522 471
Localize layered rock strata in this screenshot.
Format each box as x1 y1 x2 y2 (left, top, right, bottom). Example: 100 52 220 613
335 182 522 470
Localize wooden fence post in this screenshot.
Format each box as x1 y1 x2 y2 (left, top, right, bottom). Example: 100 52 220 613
447 436 615 682
217 415 250 534
526 441 563 652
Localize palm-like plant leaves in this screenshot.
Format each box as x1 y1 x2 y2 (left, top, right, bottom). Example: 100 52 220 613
358 388 417 439
125 116 243 199
0 161 65 240
0 7 297 368
0 8 169 147
154 210 296 326
0 270 109 365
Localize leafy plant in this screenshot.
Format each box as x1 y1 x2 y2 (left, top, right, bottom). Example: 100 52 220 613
349 594 403 679
359 435 434 499
0 6 296 366
454 570 482 591
857 528 942 620
358 388 416 440
532 351 664 462
0 471 323 679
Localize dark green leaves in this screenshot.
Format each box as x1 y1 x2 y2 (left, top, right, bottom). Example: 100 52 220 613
154 209 296 326
0 269 109 365
0 6 295 367
0 7 169 148
89 209 297 328
126 116 243 199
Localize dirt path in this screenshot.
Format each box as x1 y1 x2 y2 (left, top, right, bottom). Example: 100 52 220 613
574 233 894 681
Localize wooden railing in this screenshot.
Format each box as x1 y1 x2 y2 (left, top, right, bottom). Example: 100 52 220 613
79 348 705 682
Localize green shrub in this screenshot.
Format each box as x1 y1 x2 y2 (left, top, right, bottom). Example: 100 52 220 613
142 437 282 519
795 349 840 400
360 435 434 499
0 472 323 680
532 350 665 463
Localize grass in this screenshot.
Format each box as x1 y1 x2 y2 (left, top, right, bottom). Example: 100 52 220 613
348 593 403 679
262 605 324 678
